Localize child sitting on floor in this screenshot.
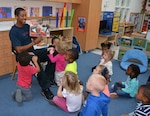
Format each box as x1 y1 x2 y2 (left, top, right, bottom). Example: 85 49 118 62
92 42 112 72
49 71 83 113
47 42 68 86
110 64 140 98
12 51 40 103
122 84 150 116
99 49 115 81
79 74 110 116
93 65 110 97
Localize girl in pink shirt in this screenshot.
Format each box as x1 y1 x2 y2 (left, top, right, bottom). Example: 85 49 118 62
48 42 68 86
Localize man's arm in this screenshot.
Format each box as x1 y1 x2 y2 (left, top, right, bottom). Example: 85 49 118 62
14 36 43 53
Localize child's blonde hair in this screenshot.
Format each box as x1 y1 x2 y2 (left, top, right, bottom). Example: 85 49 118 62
62 71 82 95
96 65 109 81
56 42 68 54
105 49 115 61
89 74 106 92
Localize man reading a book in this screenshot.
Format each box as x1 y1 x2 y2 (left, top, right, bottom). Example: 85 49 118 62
9 7 54 101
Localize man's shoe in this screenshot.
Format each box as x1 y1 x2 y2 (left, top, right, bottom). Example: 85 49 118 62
15 89 22 103
41 88 54 100
50 81 57 87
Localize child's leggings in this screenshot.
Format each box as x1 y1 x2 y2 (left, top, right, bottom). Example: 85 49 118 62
52 96 69 112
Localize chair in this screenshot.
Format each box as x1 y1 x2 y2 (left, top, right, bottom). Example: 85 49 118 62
107 32 122 46
120 49 148 73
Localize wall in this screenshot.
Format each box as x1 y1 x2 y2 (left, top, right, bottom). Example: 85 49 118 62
101 0 115 12
0 0 71 30
101 0 143 22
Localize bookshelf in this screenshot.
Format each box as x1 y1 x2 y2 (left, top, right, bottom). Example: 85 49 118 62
48 27 73 49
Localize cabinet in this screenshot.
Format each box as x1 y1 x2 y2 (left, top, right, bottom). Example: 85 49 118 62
0 31 13 76
115 0 130 22
48 27 73 49
72 0 102 51
119 23 134 36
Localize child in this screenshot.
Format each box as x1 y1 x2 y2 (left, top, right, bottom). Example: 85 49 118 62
99 49 115 81
49 71 83 113
92 42 112 72
110 64 140 98
47 36 60 86
122 84 150 116
64 49 79 74
12 51 40 103
93 65 110 97
47 42 68 86
79 74 110 116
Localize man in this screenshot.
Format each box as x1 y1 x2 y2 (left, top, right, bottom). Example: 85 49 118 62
9 7 54 101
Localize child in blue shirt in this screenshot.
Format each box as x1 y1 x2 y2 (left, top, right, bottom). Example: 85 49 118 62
110 64 140 98
79 74 110 116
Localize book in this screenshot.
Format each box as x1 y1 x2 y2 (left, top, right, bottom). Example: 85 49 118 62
30 19 50 37
42 6 52 16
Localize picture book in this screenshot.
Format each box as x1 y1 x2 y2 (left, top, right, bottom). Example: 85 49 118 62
42 6 52 16
30 7 40 17
0 7 12 18
30 19 50 37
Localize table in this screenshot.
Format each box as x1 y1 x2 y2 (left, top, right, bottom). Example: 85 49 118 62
97 32 116 49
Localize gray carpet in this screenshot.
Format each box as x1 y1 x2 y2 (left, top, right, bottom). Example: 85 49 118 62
0 52 149 116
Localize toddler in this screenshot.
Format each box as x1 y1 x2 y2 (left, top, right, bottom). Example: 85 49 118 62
79 74 110 116
93 65 110 97
49 71 83 113
92 42 112 72
122 84 150 116
110 64 140 98
12 51 40 103
99 49 115 81
47 36 60 86
64 49 79 74
48 42 68 86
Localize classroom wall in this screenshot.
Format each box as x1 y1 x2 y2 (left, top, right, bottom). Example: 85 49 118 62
0 0 71 31
101 0 116 12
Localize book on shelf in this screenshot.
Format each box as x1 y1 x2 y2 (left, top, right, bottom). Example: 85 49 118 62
29 19 50 37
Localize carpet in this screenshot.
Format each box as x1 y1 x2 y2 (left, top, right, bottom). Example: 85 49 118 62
0 52 149 116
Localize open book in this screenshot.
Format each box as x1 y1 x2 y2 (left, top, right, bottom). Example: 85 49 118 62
30 19 50 37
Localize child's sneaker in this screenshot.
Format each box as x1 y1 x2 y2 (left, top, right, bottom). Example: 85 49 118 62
111 84 114 90
15 89 22 103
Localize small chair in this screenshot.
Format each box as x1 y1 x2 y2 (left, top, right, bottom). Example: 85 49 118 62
107 32 122 46
120 49 148 73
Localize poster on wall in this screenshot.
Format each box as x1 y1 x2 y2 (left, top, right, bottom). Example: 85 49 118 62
0 7 12 18
77 17 86 32
30 7 40 17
